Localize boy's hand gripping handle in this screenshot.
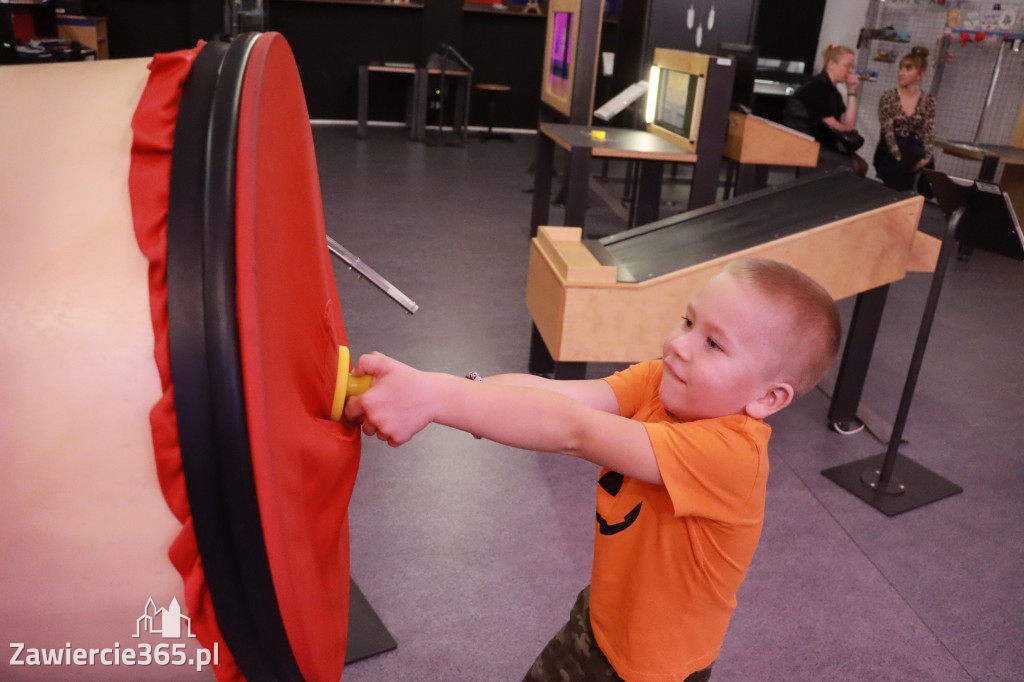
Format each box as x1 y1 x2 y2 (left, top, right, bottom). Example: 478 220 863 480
331 346 372 421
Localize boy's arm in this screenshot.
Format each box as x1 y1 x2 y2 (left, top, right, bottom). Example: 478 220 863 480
482 372 621 414
344 353 663 485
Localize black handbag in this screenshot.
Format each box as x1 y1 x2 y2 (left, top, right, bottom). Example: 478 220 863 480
821 125 865 154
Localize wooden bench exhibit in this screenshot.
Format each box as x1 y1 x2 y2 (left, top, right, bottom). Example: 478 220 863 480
525 169 942 429
724 110 819 167
723 110 820 196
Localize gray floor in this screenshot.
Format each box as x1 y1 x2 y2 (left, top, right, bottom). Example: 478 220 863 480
315 124 1024 682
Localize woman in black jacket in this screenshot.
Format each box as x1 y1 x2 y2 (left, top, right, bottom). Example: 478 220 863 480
786 43 867 176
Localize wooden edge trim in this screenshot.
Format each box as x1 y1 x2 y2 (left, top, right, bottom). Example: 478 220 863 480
536 226 619 283
906 231 942 272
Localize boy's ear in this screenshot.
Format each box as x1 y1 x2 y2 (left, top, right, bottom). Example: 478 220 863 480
744 382 795 419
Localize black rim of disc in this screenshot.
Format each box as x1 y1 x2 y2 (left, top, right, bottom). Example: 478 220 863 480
166 33 303 682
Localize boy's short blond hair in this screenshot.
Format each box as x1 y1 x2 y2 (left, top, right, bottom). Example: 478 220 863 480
724 258 841 397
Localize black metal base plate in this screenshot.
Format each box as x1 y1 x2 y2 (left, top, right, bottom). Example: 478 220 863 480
345 579 397 664
822 453 963 517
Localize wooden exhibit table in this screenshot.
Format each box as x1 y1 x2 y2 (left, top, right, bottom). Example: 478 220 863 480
723 110 820 195
530 123 699 237
526 169 941 429
356 64 471 142
935 139 1024 228
57 15 108 59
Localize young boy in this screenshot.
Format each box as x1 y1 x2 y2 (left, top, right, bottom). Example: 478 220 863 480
344 258 841 682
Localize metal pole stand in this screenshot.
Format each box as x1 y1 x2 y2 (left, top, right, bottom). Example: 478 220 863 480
822 207 965 516
327 236 419 314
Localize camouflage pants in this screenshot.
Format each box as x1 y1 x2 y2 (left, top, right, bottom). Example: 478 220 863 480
523 587 713 682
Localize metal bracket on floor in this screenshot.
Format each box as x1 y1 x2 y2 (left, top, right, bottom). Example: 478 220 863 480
345 577 397 664
327 236 419 314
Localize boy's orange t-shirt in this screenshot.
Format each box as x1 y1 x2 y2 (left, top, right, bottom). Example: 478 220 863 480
593 360 771 682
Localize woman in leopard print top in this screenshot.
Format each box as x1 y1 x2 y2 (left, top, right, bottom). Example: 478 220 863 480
873 46 936 194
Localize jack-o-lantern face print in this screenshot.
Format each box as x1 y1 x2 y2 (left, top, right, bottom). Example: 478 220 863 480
596 471 642 535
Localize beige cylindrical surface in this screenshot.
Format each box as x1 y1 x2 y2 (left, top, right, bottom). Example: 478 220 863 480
0 59 212 678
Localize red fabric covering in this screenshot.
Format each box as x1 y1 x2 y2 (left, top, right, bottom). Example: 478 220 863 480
129 34 360 681
11 10 34 41
234 33 359 681
128 43 243 682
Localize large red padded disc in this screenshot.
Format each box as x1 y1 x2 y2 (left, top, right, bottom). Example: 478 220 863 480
235 33 359 681
130 33 359 681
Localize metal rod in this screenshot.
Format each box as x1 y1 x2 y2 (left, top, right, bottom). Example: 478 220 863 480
326 236 419 314
877 206 965 487
973 40 1006 144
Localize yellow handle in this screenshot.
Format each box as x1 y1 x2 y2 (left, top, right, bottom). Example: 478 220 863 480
331 346 371 421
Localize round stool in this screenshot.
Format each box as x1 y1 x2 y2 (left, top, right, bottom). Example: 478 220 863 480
475 82 514 142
